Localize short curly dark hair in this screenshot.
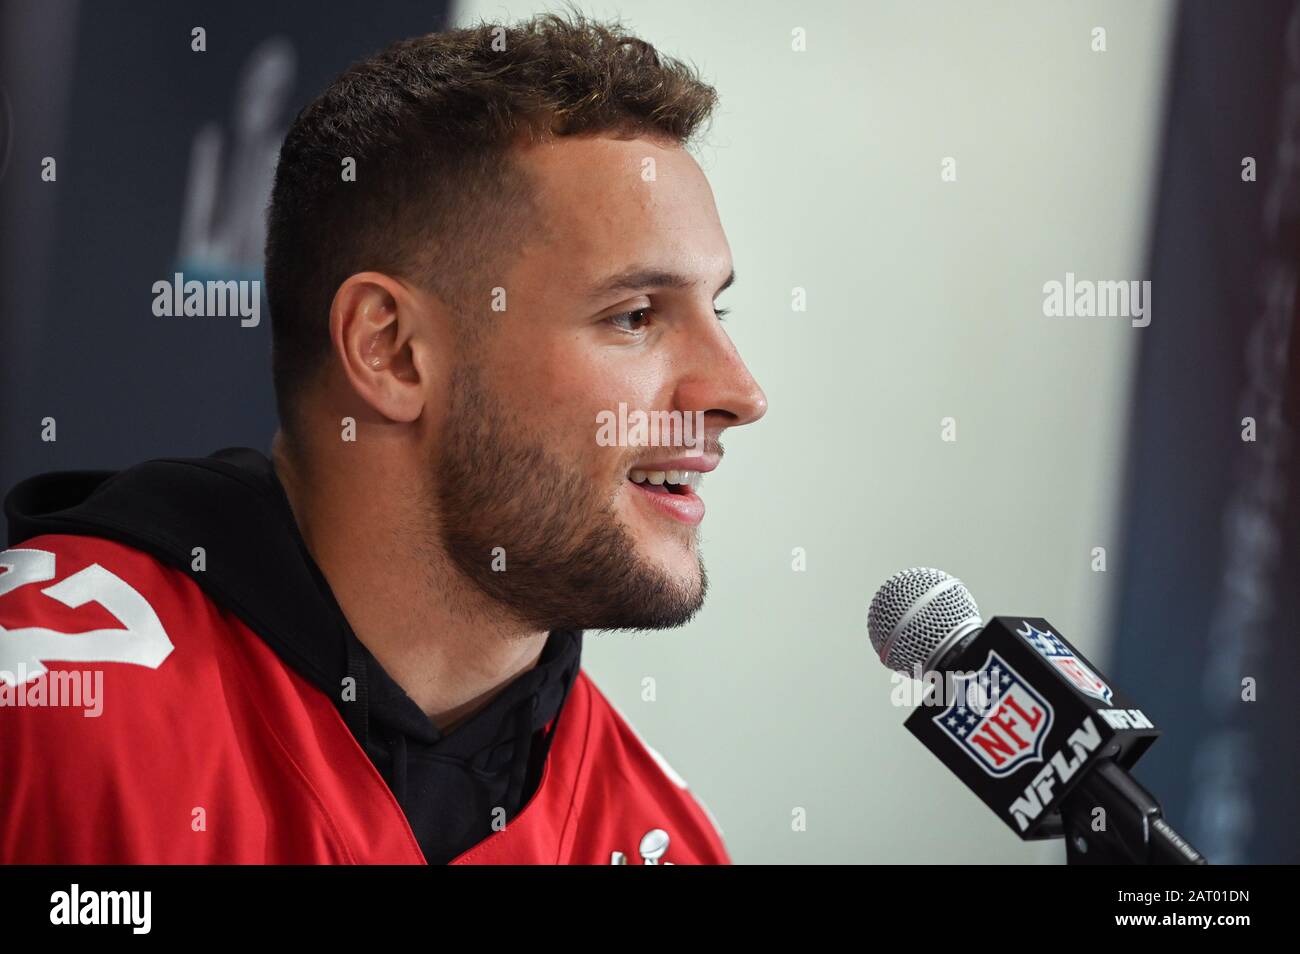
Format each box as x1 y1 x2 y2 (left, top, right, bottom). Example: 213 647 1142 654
264 10 719 435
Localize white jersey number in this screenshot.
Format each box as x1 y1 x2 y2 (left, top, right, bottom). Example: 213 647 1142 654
0 547 175 686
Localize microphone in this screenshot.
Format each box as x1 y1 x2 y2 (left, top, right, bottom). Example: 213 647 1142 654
868 567 1206 865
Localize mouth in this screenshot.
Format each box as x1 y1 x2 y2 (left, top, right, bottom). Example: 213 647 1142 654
628 468 703 496
625 465 708 526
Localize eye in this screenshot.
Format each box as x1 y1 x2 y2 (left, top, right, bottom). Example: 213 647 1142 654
608 308 652 333
714 307 730 322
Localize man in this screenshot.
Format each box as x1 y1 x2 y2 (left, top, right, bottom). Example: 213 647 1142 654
0 12 765 864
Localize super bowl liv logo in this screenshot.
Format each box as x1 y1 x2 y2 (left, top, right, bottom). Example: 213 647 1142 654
151 38 298 331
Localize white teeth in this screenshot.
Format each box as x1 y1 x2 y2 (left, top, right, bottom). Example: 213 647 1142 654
628 469 703 490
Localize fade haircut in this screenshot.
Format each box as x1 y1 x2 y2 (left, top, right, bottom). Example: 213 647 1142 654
264 10 719 437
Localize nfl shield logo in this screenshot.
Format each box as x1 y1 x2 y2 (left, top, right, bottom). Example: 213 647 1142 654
1016 621 1114 704
933 650 1054 778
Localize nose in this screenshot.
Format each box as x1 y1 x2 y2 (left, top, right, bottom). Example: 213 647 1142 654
675 314 767 430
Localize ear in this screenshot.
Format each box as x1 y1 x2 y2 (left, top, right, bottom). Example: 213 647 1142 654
328 272 437 424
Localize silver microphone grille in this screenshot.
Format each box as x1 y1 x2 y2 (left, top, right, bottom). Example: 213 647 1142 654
867 567 982 674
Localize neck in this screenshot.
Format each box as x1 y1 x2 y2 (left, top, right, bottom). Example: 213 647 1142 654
271 432 549 732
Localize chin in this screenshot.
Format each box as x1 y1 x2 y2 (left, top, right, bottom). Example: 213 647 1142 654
643 543 706 601
630 527 698 573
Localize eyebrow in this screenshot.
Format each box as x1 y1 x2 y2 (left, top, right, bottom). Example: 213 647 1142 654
588 266 736 299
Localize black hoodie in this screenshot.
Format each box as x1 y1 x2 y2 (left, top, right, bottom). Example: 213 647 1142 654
4 446 583 864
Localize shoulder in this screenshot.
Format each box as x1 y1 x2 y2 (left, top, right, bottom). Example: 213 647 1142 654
0 534 297 861
572 670 732 864
0 533 214 685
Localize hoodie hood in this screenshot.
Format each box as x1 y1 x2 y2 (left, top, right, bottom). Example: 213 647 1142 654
4 446 583 863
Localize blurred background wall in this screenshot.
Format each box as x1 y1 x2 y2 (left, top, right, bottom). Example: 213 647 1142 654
3 0 1296 863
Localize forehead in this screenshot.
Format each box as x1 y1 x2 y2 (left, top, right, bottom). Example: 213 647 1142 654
514 134 730 291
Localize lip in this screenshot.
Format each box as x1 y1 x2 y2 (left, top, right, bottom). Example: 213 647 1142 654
627 477 705 526
626 455 719 474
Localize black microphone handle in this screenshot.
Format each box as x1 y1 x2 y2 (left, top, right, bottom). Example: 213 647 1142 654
1061 757 1207 865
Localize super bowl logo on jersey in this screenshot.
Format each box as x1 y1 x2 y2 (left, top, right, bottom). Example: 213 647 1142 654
1015 620 1113 704
610 828 675 865
933 650 1054 777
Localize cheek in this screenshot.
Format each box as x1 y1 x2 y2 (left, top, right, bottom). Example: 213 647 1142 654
487 330 670 474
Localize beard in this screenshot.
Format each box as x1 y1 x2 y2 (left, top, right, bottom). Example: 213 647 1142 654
431 365 706 632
